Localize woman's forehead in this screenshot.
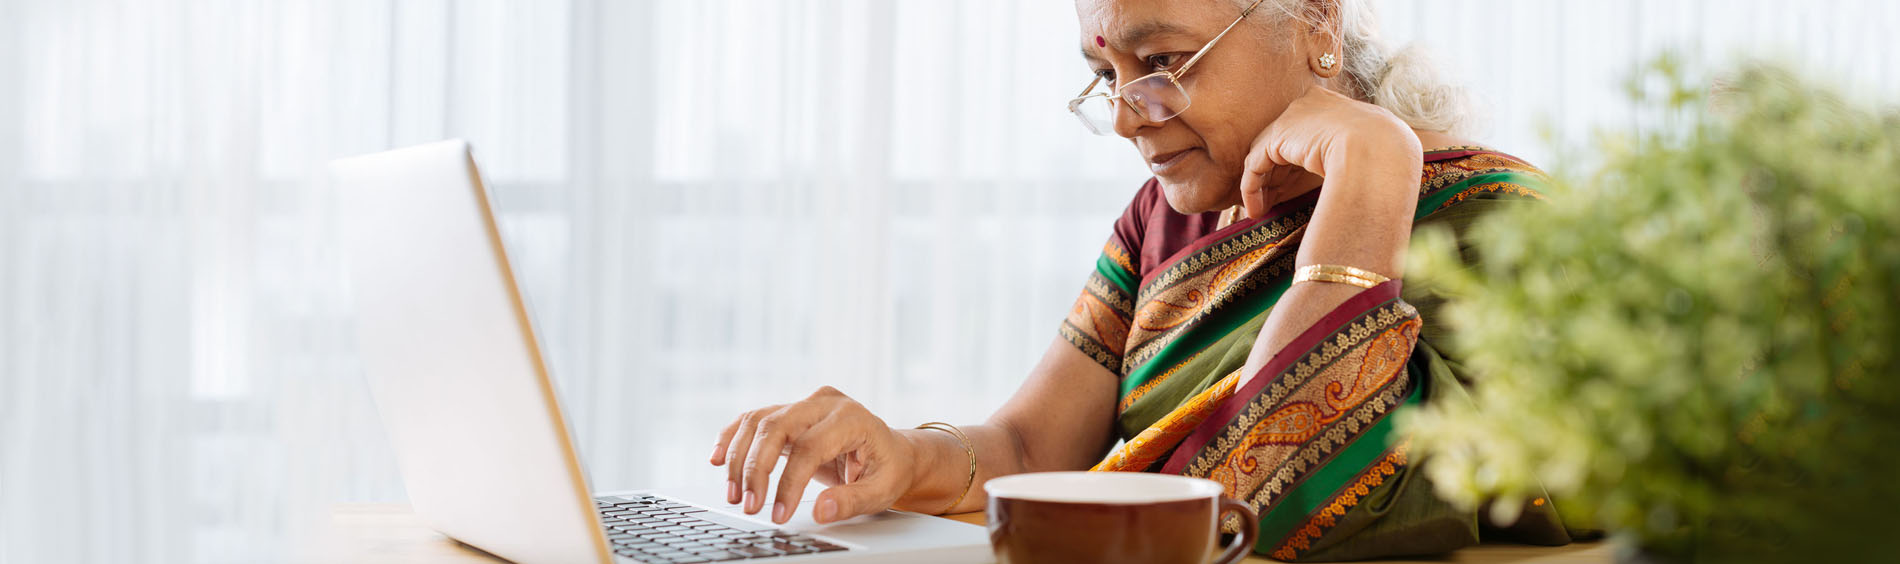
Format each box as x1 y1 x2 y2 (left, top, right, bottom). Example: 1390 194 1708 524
1076 0 1237 55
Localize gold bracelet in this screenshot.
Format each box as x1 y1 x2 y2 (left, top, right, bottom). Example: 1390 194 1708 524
1292 264 1390 289
914 422 975 515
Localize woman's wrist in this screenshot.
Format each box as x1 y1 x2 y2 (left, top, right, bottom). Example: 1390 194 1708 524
891 427 950 511
1329 117 1422 176
894 423 988 514
1317 127 1421 207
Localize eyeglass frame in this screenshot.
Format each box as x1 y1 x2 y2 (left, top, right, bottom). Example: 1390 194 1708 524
1068 0 1271 135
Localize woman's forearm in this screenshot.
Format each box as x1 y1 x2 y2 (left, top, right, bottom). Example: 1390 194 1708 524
1305 133 1424 278
1244 136 1422 382
889 338 1121 514
889 423 1025 514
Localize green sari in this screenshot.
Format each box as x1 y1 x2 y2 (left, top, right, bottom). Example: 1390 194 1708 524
1062 147 1578 561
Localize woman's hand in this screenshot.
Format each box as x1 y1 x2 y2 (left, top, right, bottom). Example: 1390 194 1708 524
1238 86 1423 218
710 386 919 525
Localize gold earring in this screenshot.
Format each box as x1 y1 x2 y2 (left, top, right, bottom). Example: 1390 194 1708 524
1318 53 1337 70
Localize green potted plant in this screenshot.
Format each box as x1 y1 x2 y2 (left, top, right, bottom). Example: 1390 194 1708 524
1399 59 1900 563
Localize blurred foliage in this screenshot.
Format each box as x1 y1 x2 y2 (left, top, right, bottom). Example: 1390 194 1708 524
1399 57 1900 563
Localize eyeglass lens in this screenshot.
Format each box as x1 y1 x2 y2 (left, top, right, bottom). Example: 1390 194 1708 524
1070 74 1190 135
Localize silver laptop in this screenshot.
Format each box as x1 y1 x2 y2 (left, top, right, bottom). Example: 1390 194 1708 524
330 139 990 564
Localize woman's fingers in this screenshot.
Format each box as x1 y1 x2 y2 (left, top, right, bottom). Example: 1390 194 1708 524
769 418 852 523
1242 124 1295 219
723 408 772 503
710 417 743 466
810 460 905 525
1239 153 1272 219
739 405 824 515
714 404 781 468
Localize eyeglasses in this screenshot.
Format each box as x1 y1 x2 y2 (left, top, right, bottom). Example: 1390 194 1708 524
1068 0 1269 136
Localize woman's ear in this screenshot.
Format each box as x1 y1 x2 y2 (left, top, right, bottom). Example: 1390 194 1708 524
1300 0 1344 78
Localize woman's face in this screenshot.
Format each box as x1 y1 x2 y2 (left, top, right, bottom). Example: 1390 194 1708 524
1076 0 1318 214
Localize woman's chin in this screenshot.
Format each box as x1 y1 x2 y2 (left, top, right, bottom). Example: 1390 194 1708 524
1156 176 1231 215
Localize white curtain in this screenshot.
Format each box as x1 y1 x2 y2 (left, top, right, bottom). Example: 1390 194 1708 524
2 1 1893 562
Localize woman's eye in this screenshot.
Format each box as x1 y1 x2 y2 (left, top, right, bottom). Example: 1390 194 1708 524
1148 54 1179 70
1094 69 1116 84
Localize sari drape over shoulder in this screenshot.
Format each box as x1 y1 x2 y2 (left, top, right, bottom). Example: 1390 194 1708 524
1061 148 1576 561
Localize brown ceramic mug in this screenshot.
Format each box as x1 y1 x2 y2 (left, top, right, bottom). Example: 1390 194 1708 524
985 471 1257 564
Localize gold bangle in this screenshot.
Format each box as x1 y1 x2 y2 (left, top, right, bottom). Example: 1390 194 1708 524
914 422 975 515
1292 264 1390 289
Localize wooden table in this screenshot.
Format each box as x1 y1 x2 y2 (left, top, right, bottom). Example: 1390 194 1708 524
319 503 1614 563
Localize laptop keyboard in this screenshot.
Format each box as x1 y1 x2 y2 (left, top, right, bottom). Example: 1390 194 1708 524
595 494 850 563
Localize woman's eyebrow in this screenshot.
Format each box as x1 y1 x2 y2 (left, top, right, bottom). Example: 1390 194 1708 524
1081 20 1193 61
1115 21 1194 51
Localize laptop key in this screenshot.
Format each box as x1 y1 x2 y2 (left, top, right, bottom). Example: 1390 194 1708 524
729 545 782 558
692 550 743 562
686 511 778 532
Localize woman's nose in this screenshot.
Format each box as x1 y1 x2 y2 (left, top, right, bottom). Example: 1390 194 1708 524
1110 95 1160 138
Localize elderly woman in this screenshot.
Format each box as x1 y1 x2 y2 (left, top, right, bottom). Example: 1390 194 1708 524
712 0 1577 559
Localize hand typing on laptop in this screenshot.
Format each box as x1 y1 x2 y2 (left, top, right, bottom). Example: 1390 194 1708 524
710 386 922 525
710 337 1124 526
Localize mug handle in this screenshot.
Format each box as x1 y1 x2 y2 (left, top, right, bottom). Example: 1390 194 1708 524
1212 496 1259 564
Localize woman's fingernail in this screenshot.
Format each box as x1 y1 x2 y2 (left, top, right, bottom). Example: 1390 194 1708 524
710 444 722 462
727 481 739 503
816 498 838 523
743 490 757 513
773 502 787 523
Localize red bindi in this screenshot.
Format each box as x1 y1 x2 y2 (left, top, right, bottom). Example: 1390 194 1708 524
1096 35 1106 47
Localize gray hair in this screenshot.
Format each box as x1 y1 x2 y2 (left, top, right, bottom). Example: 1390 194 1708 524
1245 0 1474 135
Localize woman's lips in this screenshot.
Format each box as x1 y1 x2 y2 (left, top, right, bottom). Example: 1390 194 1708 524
1148 148 1197 175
